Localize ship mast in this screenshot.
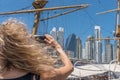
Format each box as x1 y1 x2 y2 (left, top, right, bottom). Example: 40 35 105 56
32 0 48 35
115 0 120 63
95 0 120 63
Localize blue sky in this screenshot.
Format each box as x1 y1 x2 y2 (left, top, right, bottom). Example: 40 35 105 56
0 0 118 44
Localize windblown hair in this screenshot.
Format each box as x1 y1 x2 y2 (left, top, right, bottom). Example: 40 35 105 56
0 18 55 74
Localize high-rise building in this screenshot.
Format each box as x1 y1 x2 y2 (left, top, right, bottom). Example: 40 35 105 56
113 41 117 60
84 41 89 60
65 33 76 57
50 27 57 40
85 35 96 60
95 26 101 41
104 38 113 63
82 47 86 59
76 36 82 60
94 26 102 63
57 27 64 48
50 27 64 48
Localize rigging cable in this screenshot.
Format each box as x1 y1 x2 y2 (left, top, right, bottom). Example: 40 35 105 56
16 5 33 11
82 9 97 37
84 9 113 37
83 9 97 25
40 8 83 21
97 0 115 36
97 0 106 10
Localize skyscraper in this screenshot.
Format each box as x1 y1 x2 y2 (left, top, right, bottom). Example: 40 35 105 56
104 37 113 63
95 26 101 41
50 27 57 40
57 27 64 48
50 27 64 48
65 33 76 57
113 41 117 60
76 36 82 60
85 35 96 60
95 26 102 63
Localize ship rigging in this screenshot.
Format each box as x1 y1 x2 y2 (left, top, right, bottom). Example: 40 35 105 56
0 0 89 35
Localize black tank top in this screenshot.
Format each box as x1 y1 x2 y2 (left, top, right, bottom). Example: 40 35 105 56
0 73 40 80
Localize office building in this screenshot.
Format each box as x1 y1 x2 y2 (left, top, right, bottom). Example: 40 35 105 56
104 38 113 63
65 33 76 57
95 26 102 63
76 36 82 59
85 35 96 60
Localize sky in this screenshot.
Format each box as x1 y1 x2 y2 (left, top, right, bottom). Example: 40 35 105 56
0 0 118 44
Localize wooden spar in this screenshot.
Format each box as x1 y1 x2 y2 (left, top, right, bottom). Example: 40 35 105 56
0 4 90 15
88 37 120 40
96 8 120 14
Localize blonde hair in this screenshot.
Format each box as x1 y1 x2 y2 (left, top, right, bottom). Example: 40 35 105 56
0 18 55 74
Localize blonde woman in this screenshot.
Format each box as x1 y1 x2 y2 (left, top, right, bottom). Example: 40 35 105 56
0 19 73 80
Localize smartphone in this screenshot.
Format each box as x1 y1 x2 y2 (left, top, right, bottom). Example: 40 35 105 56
34 35 46 43
39 36 46 40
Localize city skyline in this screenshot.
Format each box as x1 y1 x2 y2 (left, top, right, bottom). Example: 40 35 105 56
49 26 115 63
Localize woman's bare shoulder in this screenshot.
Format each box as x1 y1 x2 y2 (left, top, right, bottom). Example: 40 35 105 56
40 70 65 80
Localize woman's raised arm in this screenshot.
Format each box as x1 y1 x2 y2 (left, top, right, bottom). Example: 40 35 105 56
41 34 74 80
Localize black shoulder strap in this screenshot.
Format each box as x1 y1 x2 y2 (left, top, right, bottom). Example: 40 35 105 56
32 73 40 80
35 74 40 80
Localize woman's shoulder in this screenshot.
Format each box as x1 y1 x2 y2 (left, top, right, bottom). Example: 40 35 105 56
0 73 40 80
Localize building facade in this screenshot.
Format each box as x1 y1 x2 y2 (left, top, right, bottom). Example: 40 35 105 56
94 26 102 63
85 36 96 60
50 27 57 40
76 36 82 60
57 27 64 48
65 33 76 57
50 27 64 48
104 38 113 63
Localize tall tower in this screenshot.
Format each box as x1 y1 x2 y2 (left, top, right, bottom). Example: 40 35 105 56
85 35 96 60
57 27 64 48
65 33 76 57
76 36 82 60
50 27 57 40
95 26 101 41
104 37 114 63
95 26 102 63
50 27 64 48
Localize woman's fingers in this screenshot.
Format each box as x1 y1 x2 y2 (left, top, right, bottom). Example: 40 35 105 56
44 34 59 48
44 34 54 43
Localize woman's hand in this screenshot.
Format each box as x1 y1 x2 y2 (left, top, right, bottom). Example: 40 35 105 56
44 34 62 49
